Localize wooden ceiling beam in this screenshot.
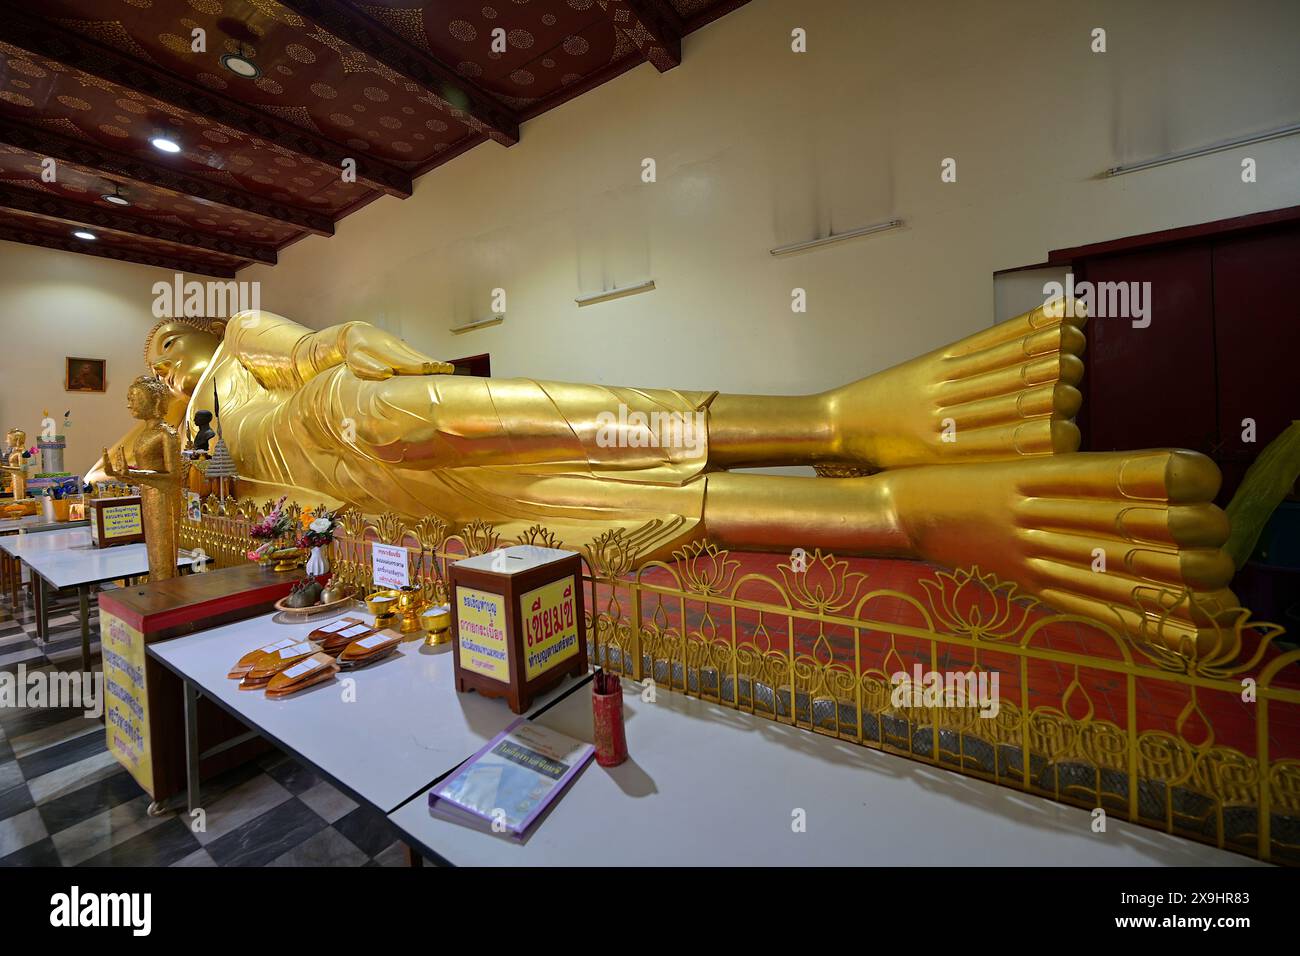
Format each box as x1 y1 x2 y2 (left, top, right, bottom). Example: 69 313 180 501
276 0 521 146
0 7 413 198
0 181 273 265
604 0 683 72
0 117 333 236
0 223 237 278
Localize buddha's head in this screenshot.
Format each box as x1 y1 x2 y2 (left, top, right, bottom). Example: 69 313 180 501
6 427 25 451
144 318 225 398
126 375 172 423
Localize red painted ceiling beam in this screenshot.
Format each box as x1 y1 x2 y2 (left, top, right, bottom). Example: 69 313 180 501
276 0 521 146
0 181 274 265
0 117 333 236
604 0 683 72
0 223 237 278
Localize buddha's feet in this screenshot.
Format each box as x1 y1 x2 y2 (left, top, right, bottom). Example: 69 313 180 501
887 449 1237 654
830 298 1086 468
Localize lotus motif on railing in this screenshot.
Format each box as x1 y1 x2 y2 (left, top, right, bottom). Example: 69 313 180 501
777 549 867 615
672 541 740 596
919 566 1036 641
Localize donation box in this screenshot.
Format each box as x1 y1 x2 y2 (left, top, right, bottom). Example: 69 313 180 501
89 495 145 548
450 545 588 714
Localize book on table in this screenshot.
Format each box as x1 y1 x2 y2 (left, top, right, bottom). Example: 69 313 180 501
428 719 595 840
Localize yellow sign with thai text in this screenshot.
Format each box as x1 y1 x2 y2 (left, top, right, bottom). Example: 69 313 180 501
103 504 143 538
101 610 154 796
456 586 509 683
520 576 579 681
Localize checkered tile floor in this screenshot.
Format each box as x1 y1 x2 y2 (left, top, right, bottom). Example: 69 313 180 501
1 584 415 867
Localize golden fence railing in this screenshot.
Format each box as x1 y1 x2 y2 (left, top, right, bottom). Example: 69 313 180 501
181 501 1300 865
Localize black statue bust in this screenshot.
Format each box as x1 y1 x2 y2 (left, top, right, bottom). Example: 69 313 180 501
192 409 215 452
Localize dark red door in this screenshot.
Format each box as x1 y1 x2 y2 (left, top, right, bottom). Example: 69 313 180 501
1212 228 1300 498
1080 243 1218 458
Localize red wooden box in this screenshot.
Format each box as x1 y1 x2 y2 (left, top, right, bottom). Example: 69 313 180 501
450 546 588 714
98 563 305 802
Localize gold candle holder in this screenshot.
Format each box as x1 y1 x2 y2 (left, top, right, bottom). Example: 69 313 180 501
396 585 425 634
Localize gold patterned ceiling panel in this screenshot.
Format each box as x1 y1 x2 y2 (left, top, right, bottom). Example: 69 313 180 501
0 0 749 275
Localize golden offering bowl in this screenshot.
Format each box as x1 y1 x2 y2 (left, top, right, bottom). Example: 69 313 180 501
420 606 451 646
271 547 306 572
365 589 400 617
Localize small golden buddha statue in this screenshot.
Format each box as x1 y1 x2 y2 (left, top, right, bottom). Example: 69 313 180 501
101 376 182 581
2 427 28 501
92 304 1235 651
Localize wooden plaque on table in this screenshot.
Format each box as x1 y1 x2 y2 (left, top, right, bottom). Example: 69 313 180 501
88 495 145 548
449 546 588 714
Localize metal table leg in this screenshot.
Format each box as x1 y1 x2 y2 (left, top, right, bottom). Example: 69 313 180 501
183 678 201 815
35 573 47 641
79 584 90 671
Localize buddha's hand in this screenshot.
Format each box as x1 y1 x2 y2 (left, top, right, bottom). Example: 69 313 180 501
343 324 454 381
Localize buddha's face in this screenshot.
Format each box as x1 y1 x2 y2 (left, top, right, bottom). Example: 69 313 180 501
5 429 23 450
147 321 221 397
127 381 167 422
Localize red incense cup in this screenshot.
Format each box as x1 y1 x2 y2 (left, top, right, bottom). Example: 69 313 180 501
592 670 628 767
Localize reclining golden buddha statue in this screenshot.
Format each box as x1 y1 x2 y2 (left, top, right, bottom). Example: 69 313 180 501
91 303 1235 652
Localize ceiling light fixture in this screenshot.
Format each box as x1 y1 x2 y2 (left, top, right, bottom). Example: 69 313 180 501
150 136 182 154
101 185 130 206
73 230 97 241
221 44 261 79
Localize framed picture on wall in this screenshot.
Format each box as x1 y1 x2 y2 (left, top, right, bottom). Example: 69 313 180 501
65 357 106 393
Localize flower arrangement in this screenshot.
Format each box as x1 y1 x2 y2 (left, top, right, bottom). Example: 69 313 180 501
247 495 295 561
296 510 339 551
249 495 293 540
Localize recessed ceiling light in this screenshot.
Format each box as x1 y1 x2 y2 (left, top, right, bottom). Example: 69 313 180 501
102 186 130 206
73 230 97 240
220 51 260 79
150 136 181 153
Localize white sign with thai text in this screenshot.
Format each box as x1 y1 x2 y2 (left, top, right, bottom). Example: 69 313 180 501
372 543 410 589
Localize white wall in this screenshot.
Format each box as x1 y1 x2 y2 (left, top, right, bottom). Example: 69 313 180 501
237 0 1300 398
995 267 1070 324
0 243 180 478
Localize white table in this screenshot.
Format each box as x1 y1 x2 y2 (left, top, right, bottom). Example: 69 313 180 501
1 519 86 610
387 677 1265 867
4 527 190 668
0 526 93 555
0 515 88 534
147 610 588 820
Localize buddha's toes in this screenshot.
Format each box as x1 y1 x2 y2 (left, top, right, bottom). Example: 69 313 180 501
890 450 1238 655
833 297 1088 468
